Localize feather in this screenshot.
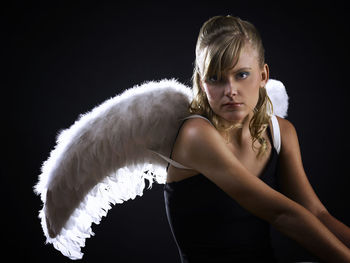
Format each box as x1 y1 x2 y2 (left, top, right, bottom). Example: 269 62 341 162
266 79 289 118
34 79 192 259
34 78 288 259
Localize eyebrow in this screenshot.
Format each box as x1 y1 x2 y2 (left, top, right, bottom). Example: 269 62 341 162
231 67 252 73
222 67 251 76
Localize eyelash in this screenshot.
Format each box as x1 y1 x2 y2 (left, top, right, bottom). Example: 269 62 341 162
208 76 219 83
207 71 250 83
236 71 249 79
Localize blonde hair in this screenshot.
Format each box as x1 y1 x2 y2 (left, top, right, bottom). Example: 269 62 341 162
189 15 273 158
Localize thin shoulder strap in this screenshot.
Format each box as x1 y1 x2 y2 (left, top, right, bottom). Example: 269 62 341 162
183 114 213 125
270 115 281 154
150 150 190 169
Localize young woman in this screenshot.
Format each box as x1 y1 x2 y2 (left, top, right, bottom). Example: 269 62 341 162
164 15 350 262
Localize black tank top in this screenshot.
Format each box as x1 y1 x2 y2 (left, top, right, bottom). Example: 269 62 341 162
164 126 278 263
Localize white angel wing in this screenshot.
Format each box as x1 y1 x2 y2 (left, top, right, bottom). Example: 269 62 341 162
266 79 289 118
34 78 288 260
34 79 192 259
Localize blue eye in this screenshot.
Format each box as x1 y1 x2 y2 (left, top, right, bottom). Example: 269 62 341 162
236 71 249 79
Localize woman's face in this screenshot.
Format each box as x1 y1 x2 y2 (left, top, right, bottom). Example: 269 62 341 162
200 45 269 123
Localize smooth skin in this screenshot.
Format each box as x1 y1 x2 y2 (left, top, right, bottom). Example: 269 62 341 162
166 45 350 262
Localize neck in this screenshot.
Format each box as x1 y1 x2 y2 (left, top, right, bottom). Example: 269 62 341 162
220 114 252 146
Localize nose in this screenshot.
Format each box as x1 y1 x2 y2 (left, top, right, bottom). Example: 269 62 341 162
224 80 238 97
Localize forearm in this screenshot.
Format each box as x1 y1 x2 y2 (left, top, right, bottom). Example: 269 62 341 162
317 210 350 248
273 205 350 263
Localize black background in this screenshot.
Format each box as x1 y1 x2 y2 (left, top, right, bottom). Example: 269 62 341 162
3 1 349 262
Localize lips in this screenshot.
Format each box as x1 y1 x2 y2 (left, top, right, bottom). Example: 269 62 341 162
223 102 243 107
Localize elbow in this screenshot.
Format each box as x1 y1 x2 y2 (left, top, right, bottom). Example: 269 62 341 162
270 203 323 243
304 201 329 219
271 210 291 230
270 209 302 242
316 208 334 226
270 204 309 234
314 207 330 220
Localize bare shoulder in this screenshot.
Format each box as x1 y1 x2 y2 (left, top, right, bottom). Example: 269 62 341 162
176 117 222 154
179 117 217 141
171 117 227 171
276 116 296 137
276 116 296 133
275 116 300 155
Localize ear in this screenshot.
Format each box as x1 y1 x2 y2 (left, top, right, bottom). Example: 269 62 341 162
260 64 269 88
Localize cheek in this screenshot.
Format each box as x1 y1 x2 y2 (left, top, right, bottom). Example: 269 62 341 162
244 77 260 99
204 87 222 105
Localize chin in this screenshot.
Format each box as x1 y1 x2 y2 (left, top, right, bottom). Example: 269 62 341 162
221 111 248 123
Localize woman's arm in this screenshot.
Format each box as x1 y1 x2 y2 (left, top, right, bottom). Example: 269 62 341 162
277 116 350 248
318 211 350 248
172 118 350 263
